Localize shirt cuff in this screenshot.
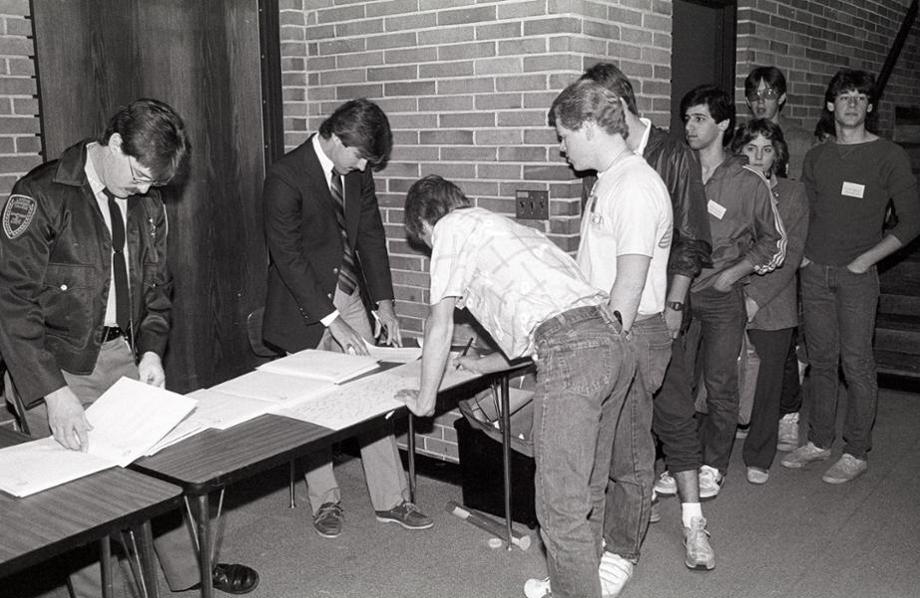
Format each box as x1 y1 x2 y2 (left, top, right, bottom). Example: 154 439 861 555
320 309 340 327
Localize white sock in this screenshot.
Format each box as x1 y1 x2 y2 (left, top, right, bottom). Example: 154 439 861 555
681 502 703 529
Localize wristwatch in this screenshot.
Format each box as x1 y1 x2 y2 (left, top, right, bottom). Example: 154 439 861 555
666 301 685 312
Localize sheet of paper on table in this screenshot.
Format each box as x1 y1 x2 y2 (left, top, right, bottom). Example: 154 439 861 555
0 377 196 496
83 378 197 466
0 437 115 497
362 340 423 363
145 389 280 455
275 352 480 430
257 348 380 383
210 369 336 403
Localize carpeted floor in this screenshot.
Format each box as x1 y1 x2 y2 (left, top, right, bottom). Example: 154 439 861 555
12 387 920 598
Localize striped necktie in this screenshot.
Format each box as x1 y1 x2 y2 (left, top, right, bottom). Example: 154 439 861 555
103 188 131 330
329 173 359 295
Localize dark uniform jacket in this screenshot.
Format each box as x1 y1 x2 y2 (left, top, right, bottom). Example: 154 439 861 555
0 141 172 406
262 135 394 352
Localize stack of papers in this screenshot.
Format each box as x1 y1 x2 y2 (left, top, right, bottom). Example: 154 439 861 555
145 389 279 455
0 378 196 497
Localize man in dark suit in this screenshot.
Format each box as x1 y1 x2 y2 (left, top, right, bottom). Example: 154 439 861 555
262 98 432 538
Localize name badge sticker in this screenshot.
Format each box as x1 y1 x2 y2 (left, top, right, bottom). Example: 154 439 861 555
841 181 865 199
707 200 726 220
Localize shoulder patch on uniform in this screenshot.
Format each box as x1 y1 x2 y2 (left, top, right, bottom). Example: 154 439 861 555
2 194 37 239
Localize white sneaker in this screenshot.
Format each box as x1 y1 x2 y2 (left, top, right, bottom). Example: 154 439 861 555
822 453 868 484
523 577 551 598
746 466 769 485
698 465 723 499
777 412 800 452
781 441 831 469
599 552 633 598
653 471 677 495
683 516 715 570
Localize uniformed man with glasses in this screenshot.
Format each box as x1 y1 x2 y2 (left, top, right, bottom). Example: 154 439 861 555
0 99 260 596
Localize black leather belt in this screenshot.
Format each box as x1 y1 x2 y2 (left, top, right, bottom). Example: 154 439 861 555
102 326 129 342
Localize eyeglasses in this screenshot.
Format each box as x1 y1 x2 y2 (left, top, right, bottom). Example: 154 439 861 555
746 88 780 102
127 156 167 187
835 94 869 106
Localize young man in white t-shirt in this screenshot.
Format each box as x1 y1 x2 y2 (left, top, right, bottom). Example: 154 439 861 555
544 78 674 597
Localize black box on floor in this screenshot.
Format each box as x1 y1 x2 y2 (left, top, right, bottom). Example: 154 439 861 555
454 417 538 528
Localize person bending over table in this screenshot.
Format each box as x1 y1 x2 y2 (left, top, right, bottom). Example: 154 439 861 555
0 99 258 595
399 175 636 598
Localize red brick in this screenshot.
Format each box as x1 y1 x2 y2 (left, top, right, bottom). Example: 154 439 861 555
385 13 436 32
14 135 40 153
436 5 496 27
0 116 38 134
385 47 437 65
418 96 474 112
475 93 522 110
441 146 498 161
0 153 40 172
497 0 545 19
368 32 418 51
0 77 34 95
0 0 30 16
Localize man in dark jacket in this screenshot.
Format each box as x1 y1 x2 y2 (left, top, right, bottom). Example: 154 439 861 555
579 64 715 587
262 98 431 539
0 99 258 596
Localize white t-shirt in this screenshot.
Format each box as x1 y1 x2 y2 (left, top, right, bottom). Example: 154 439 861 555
577 152 673 316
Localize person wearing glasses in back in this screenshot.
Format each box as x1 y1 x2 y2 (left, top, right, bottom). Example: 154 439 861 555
744 66 814 180
781 69 920 483
0 99 259 596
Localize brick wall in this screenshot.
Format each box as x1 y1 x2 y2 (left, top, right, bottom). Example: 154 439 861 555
735 0 920 137
280 0 674 462
0 0 39 428
0 0 40 196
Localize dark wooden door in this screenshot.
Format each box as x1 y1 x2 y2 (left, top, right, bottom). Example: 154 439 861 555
670 0 737 134
33 0 269 392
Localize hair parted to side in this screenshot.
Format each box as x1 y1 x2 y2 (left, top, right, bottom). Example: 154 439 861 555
732 118 790 178
100 98 190 183
404 175 472 246
548 79 629 140
680 84 736 146
581 62 639 117
318 98 393 171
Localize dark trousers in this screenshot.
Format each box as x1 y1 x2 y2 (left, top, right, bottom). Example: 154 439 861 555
651 329 702 474
744 327 795 469
688 286 747 474
780 329 803 415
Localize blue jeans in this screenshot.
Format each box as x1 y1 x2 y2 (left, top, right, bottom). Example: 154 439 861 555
532 305 635 598
801 262 879 459
604 314 670 561
689 286 747 473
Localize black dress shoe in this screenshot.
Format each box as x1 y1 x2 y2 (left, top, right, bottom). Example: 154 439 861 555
193 563 258 595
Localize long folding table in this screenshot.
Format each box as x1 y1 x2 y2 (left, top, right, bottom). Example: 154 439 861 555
133 360 526 598
0 427 183 598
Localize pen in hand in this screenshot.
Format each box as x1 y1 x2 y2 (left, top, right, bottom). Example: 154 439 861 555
455 337 474 370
